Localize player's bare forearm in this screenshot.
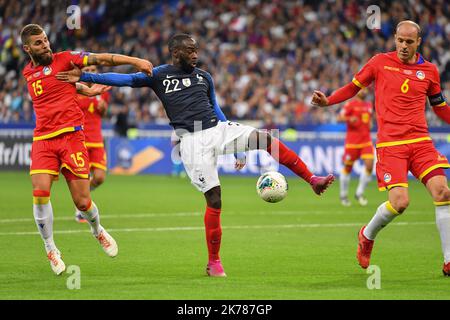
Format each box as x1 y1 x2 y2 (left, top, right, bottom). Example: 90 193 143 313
87 54 134 66
76 83 96 97
87 54 153 75
76 83 111 97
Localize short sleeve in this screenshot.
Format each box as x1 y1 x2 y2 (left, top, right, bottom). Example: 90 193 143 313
61 51 91 68
427 64 442 97
352 55 379 89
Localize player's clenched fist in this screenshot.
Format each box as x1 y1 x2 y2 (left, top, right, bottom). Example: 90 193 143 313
134 58 153 76
311 90 329 107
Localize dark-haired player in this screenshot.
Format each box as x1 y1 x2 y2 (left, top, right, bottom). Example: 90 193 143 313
57 33 335 277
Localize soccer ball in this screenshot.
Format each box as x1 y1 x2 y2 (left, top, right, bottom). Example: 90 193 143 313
256 171 288 203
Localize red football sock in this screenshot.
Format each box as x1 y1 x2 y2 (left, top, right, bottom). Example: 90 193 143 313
267 138 313 182
204 206 222 261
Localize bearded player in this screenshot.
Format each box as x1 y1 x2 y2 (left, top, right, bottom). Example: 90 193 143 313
312 21 450 275
337 89 374 207
75 65 111 223
21 24 152 275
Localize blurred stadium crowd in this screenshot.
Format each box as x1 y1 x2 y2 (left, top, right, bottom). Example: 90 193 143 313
1 0 449 130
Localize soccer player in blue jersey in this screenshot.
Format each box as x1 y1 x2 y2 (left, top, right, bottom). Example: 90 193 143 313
57 34 335 277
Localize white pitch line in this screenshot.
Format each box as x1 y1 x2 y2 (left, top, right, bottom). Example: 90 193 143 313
0 212 203 224
0 221 435 236
0 210 428 224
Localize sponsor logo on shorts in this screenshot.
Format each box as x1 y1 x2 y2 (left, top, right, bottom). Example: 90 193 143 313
43 66 52 76
438 155 447 161
416 71 425 80
384 173 392 183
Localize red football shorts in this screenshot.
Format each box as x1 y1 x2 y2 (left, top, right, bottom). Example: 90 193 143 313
87 146 107 171
343 143 375 166
376 140 450 191
30 131 90 180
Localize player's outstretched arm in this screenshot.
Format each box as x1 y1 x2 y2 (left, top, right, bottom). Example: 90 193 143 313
76 83 111 97
56 63 152 88
87 53 153 76
311 82 361 107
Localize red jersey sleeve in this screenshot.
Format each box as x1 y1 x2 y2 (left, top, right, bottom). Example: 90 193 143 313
60 51 90 69
427 64 442 97
352 54 380 89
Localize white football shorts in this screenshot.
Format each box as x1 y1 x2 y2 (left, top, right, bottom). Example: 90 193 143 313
179 121 256 193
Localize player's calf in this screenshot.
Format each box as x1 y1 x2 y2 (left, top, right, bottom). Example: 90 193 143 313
249 131 336 194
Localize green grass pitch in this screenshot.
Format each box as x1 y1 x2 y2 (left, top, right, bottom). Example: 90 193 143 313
0 171 448 300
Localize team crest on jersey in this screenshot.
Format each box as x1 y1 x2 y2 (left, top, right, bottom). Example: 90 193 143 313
43 66 52 76
182 78 191 87
416 71 425 80
383 173 392 183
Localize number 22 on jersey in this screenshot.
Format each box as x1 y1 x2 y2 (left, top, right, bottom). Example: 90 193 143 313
163 79 181 94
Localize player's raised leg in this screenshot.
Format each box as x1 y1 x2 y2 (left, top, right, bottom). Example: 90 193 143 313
31 173 65 275
357 187 406 268
355 157 374 206
67 175 118 257
425 173 450 276
249 130 335 195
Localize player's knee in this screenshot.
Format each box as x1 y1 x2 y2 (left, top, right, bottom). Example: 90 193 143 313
206 193 221 209
434 185 450 202
205 187 221 209
391 198 409 214
74 197 92 212
208 198 221 209
93 175 105 186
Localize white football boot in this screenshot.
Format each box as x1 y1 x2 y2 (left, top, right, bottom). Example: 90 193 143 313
47 249 66 275
95 229 118 257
